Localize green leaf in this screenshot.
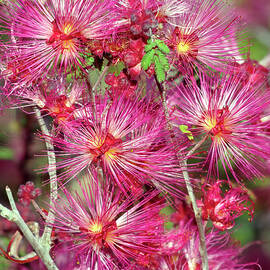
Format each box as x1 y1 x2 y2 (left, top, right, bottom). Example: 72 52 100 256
141 49 155 70
78 52 94 67
154 55 165 83
144 40 157 52
85 56 94 66
179 125 194 140
156 50 170 71
155 39 170 54
164 221 174 230
108 61 125 76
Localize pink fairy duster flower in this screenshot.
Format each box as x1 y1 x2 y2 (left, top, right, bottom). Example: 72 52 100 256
175 72 270 181
48 94 184 197
156 0 189 24
51 174 165 269
180 228 259 270
161 224 259 270
2 78 85 124
0 0 114 83
164 0 243 73
198 181 254 230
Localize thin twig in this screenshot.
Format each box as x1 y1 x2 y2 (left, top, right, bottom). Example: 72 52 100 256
33 107 57 247
92 64 110 94
1 187 58 270
155 77 209 270
86 62 110 118
0 201 16 222
85 75 96 118
182 136 209 270
154 75 173 133
32 200 48 221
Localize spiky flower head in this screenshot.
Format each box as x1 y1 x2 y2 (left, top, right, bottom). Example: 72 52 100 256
0 0 114 83
51 174 165 269
1 78 85 125
161 224 259 269
174 72 270 181
181 228 258 269
156 0 189 24
49 94 184 196
164 0 242 73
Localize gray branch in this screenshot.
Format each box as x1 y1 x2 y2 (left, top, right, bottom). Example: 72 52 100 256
33 107 58 247
0 187 58 270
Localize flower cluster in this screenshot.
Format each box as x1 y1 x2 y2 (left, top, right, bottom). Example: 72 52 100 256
0 0 268 269
199 181 254 230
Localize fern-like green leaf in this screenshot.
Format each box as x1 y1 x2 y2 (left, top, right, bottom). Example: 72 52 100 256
156 50 170 71
144 40 157 52
154 55 165 82
141 49 155 70
155 39 170 54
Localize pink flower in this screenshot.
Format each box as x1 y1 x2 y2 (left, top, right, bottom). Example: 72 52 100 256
162 224 259 269
175 72 270 181
51 174 165 269
48 95 184 197
156 0 189 24
164 0 243 73
235 59 269 87
2 78 85 125
17 181 41 206
0 0 115 83
105 71 137 98
181 228 259 269
199 181 254 230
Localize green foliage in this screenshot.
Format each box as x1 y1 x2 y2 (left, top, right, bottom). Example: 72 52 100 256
0 147 13 160
108 61 125 77
232 214 255 245
160 206 175 230
141 49 155 70
154 55 166 83
0 256 10 270
141 38 170 83
78 52 94 67
156 50 170 70
238 32 268 61
155 39 170 54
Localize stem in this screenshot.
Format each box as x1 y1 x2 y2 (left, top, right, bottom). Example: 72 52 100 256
155 78 209 270
85 76 96 118
33 107 57 247
154 75 173 133
0 201 16 222
85 63 109 118
182 136 209 270
2 187 58 270
92 64 110 94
